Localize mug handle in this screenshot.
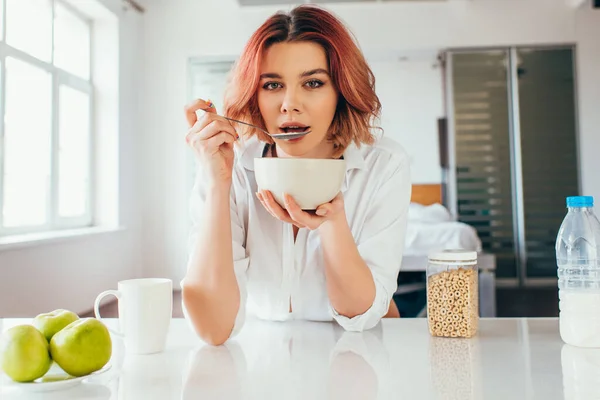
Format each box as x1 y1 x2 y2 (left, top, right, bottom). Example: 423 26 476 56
94 290 124 337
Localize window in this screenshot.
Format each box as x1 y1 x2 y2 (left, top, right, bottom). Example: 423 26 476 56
0 0 93 236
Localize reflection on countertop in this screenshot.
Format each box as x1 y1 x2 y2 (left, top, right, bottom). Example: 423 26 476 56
1 317 599 399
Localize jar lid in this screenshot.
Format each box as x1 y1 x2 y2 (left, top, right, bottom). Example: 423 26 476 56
428 249 478 264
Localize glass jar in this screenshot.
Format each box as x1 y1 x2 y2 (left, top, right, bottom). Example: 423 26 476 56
427 250 479 338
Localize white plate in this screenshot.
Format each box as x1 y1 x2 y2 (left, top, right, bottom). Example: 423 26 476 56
3 361 112 392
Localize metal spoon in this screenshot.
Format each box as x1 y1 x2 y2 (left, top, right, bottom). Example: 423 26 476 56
214 114 311 140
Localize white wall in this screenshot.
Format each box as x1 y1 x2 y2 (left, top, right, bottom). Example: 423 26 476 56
574 4 600 210
0 1 144 317
368 57 444 184
138 0 600 284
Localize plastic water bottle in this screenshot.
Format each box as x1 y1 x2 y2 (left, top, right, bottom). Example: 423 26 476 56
561 344 600 399
556 196 600 348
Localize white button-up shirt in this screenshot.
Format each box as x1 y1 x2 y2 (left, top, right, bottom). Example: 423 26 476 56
184 135 412 338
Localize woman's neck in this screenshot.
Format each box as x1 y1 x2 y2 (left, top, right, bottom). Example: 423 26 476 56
273 141 336 159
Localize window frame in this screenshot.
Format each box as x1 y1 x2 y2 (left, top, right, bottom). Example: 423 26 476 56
0 0 95 236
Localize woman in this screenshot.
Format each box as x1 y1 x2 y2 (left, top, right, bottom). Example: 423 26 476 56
182 5 411 346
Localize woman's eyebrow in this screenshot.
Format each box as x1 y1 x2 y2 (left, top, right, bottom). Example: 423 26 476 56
300 68 329 78
259 72 282 80
259 69 330 80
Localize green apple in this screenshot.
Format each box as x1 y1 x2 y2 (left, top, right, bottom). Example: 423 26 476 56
33 309 79 342
0 325 52 382
49 318 112 377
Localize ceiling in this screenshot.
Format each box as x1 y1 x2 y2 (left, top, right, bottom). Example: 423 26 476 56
237 0 450 6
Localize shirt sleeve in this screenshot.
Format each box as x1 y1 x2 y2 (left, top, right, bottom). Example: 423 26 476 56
331 154 411 332
180 164 250 341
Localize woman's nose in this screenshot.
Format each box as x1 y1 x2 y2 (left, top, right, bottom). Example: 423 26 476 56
280 89 302 114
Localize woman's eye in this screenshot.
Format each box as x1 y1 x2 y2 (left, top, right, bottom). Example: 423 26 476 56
305 80 324 89
263 82 282 90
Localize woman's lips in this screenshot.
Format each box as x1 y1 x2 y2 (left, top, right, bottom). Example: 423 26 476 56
279 126 311 134
286 135 305 143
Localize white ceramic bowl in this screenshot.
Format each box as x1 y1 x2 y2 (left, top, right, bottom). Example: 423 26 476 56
254 158 346 210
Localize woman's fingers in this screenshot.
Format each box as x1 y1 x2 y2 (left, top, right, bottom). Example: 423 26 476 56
264 192 296 224
184 99 240 152
259 191 301 226
205 132 236 147
186 119 239 145
256 193 274 219
190 132 236 156
184 98 216 127
284 194 319 227
257 192 279 220
315 203 333 217
201 119 239 141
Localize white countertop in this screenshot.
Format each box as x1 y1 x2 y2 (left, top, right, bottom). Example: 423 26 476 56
0 317 596 400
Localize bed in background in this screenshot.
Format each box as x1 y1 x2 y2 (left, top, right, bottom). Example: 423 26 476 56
397 184 497 317
403 183 484 266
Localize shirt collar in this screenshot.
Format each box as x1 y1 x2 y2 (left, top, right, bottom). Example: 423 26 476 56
239 136 367 173
342 141 367 172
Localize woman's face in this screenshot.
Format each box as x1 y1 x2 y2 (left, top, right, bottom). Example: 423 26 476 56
257 41 338 158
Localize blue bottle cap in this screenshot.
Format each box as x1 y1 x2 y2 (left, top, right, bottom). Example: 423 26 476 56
567 196 594 208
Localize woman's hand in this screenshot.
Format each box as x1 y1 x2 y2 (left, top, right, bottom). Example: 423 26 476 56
184 99 239 188
256 191 345 230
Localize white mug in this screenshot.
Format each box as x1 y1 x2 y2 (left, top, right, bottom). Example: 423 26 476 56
94 278 173 354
